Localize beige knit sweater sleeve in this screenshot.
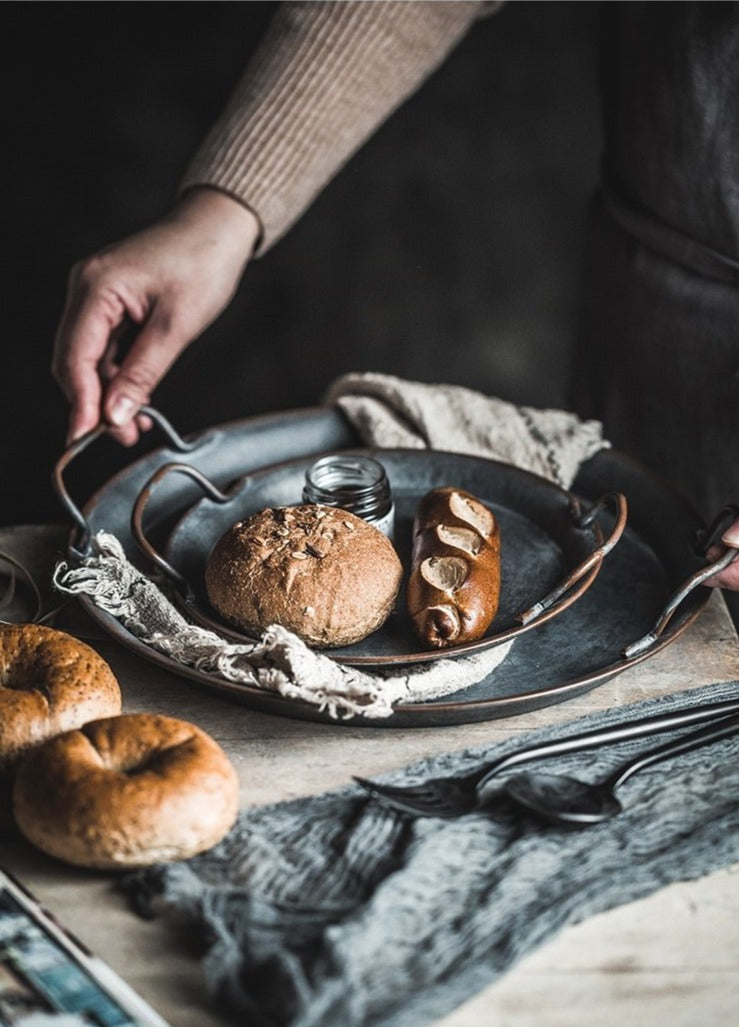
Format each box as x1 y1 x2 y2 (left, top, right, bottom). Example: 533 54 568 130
180 1 497 252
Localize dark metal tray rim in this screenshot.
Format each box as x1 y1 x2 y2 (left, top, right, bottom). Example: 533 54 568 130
134 446 627 666
57 404 712 728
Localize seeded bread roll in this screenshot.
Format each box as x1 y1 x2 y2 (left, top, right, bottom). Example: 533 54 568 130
407 487 501 648
205 504 403 648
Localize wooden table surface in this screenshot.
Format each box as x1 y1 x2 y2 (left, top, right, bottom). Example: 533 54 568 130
2 524 738 1027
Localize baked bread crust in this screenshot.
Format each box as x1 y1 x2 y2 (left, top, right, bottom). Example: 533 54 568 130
205 504 403 647
0 623 122 771
13 713 239 869
407 487 501 648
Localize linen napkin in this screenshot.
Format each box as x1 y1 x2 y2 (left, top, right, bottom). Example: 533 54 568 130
53 374 609 720
122 679 739 1027
325 372 608 489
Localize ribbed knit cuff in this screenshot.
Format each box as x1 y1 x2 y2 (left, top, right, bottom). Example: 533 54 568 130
180 1 495 252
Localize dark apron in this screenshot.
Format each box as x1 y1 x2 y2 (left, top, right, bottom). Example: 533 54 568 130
571 2 739 522
570 2 739 620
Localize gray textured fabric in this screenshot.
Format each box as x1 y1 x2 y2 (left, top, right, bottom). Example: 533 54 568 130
123 679 739 1027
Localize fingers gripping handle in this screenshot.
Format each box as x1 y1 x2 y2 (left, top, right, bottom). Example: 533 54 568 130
623 547 739 659
52 406 206 559
623 502 739 660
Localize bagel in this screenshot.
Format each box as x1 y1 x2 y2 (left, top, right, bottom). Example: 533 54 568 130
12 713 239 869
0 623 122 772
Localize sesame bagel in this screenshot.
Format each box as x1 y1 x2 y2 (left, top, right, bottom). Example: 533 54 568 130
0 623 122 772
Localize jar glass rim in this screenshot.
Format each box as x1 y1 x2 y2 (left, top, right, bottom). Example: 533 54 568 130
304 454 388 497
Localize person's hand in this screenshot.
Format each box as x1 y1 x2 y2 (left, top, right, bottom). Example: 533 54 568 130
703 516 739 591
52 187 261 446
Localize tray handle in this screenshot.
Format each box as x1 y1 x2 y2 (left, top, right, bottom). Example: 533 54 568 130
53 406 210 559
623 503 739 659
517 491 628 627
131 461 237 597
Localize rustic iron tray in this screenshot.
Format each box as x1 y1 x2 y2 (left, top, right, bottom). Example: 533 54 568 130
54 405 726 727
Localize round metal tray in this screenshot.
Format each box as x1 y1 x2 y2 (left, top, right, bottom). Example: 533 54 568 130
54 405 717 727
130 447 626 666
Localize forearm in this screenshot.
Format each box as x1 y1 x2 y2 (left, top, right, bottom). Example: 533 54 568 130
181 0 497 251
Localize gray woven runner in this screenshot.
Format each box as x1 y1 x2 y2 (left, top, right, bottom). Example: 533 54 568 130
123 679 739 1027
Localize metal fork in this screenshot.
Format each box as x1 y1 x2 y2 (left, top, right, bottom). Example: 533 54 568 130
354 694 739 817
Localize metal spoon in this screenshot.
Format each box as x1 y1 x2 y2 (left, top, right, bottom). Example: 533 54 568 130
502 713 739 827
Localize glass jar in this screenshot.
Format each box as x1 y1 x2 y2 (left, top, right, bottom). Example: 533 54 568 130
303 454 395 538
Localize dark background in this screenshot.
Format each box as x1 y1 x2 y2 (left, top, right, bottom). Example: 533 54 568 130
0 1 601 526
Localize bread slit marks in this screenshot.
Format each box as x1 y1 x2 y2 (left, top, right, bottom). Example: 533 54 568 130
436 524 483 555
422 604 461 644
419 556 469 591
448 490 495 538
407 487 501 649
